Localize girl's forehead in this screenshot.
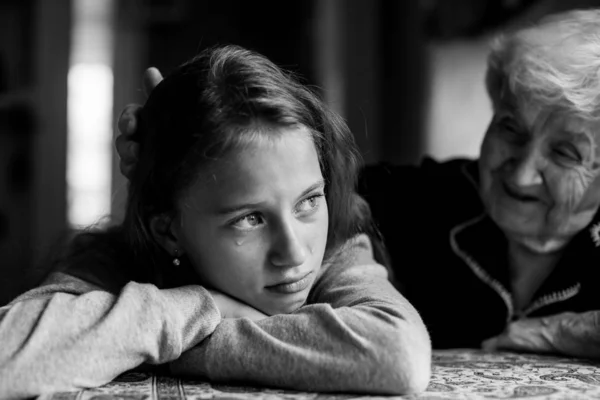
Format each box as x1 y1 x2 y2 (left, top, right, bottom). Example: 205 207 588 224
191 125 319 188
225 122 314 153
176 125 323 215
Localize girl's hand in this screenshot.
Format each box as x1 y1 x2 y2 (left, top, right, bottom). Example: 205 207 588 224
208 289 268 321
115 67 163 178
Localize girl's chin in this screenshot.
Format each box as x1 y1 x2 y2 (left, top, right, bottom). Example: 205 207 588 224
259 298 307 316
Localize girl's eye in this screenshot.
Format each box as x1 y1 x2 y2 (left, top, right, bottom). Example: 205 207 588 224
296 194 324 214
231 213 264 230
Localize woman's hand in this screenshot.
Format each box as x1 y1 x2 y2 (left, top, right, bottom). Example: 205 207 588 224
482 311 600 359
207 289 268 321
481 316 558 354
115 67 163 178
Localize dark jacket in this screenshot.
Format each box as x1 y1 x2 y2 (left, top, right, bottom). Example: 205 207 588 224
358 157 600 349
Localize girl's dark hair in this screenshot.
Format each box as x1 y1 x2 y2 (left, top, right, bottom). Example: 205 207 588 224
42 45 383 289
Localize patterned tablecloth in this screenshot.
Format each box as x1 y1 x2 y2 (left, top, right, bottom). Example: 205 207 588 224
39 349 600 400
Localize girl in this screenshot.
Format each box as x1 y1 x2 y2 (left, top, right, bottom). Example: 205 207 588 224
0 45 430 398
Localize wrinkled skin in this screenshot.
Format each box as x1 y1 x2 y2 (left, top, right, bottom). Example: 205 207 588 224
479 100 600 357
482 311 600 359
479 101 600 253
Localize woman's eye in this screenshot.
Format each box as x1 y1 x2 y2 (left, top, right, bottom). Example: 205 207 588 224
554 145 582 163
498 118 525 140
231 213 264 230
500 120 518 132
296 194 323 214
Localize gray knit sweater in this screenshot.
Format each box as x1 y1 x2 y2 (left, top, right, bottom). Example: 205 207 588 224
0 234 431 398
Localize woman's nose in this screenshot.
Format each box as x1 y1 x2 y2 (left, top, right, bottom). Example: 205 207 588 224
269 220 307 268
508 146 544 188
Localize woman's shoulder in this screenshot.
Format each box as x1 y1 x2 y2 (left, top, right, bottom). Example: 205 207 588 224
363 156 475 180
359 157 477 193
358 157 482 219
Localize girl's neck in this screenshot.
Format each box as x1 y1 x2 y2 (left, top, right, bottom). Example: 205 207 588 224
508 240 563 312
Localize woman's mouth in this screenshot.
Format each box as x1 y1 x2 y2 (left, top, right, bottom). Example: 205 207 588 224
266 271 313 294
502 182 541 202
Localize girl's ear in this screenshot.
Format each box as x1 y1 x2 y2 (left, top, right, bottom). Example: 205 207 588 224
149 214 184 257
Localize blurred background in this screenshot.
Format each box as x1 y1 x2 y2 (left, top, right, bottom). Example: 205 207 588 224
1 0 600 305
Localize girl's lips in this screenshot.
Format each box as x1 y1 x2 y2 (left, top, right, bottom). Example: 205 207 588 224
266 271 313 294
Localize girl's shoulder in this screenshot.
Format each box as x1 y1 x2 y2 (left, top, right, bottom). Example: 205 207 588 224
47 226 134 293
7 271 108 305
315 234 385 284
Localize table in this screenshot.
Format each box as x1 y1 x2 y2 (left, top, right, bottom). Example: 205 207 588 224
38 349 600 400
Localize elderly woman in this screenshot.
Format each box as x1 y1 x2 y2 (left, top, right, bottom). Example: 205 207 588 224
116 8 600 358
361 8 600 357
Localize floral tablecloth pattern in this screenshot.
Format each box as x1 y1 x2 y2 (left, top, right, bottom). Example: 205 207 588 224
39 349 600 400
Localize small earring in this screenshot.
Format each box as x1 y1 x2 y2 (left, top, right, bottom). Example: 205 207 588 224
172 249 181 266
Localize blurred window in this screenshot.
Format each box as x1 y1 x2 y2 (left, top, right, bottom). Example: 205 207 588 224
67 0 115 228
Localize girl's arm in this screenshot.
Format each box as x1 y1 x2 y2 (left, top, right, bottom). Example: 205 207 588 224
169 234 432 395
0 273 221 398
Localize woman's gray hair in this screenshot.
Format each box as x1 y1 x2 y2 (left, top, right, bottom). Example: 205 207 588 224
486 8 600 121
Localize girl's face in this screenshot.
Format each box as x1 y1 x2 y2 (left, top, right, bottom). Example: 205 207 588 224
172 125 329 315
479 101 600 252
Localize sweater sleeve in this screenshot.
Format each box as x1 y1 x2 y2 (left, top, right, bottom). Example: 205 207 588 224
0 272 221 398
169 234 431 395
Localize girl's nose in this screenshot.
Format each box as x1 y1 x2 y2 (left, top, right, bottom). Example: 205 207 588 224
269 221 307 268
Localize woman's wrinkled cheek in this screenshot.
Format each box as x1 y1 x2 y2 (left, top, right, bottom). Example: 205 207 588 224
480 130 506 196
481 128 497 157
484 127 512 166
544 167 600 237
575 169 600 214
494 144 513 172
548 167 594 214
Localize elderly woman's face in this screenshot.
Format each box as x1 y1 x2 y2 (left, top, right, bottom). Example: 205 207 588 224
479 102 600 252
